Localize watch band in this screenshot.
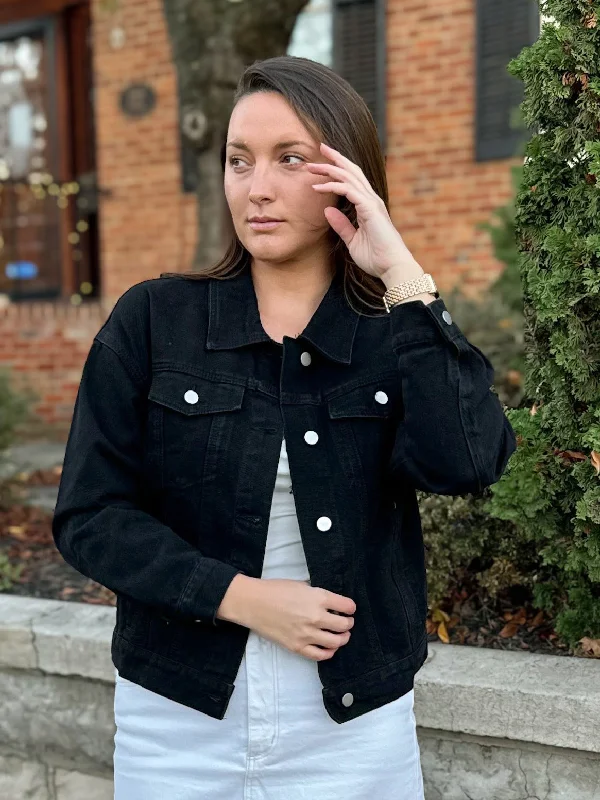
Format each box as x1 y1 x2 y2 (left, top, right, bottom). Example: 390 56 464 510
383 272 438 313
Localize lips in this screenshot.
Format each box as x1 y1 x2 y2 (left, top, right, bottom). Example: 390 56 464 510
248 218 283 231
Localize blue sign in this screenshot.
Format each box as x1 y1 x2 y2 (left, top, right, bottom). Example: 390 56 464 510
5 261 38 280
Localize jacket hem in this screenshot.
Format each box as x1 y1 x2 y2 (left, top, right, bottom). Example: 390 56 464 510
321 632 429 723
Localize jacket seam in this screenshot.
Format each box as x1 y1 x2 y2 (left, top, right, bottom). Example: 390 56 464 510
93 337 146 387
454 350 483 494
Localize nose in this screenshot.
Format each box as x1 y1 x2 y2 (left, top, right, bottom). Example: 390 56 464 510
248 163 276 205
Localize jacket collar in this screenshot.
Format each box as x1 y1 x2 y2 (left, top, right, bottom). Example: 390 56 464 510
206 261 360 364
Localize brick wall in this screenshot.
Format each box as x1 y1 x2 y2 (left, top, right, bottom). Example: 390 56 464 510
386 0 521 297
92 0 197 301
0 300 107 438
1 0 522 433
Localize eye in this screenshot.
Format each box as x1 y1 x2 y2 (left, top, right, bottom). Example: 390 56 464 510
282 154 304 165
228 156 246 169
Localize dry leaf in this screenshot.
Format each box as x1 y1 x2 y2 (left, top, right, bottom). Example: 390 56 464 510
437 620 449 643
6 525 26 539
579 637 600 657
591 451 600 475
559 450 587 462
499 621 521 638
528 610 545 630
512 607 527 625
432 607 450 623
426 619 437 635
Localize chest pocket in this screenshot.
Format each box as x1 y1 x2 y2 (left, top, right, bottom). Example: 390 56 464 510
327 380 402 500
328 383 395 419
148 370 245 489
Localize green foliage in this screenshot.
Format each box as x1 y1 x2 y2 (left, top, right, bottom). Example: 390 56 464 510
486 0 600 646
0 552 23 592
418 489 536 609
0 368 31 506
0 368 29 453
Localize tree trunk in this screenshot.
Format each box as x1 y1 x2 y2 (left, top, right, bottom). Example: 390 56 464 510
162 0 310 271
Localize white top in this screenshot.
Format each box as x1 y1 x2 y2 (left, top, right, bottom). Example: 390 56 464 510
260 438 311 583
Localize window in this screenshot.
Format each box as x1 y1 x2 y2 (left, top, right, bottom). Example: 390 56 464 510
475 0 540 161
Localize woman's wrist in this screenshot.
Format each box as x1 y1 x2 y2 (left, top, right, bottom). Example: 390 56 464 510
216 573 262 627
381 263 437 306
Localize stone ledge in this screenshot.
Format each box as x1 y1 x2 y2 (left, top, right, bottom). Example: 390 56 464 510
0 595 115 682
1 594 598 755
414 641 600 754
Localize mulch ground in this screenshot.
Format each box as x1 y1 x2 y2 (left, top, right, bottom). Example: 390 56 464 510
1 468 598 660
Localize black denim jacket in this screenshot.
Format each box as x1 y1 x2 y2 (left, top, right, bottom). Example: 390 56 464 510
52 263 516 724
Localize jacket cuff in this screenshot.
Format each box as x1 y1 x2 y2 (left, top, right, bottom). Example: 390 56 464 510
388 297 468 350
177 558 245 627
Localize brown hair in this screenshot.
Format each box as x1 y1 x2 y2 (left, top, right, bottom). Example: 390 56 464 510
163 55 389 315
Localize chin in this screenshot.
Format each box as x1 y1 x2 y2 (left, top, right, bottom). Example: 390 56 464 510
243 240 297 263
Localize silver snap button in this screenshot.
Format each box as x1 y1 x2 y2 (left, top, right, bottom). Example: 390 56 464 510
374 391 388 405
317 516 332 531
184 390 199 404
300 351 312 366
442 310 452 325
194 618 203 623
304 430 319 445
342 692 354 707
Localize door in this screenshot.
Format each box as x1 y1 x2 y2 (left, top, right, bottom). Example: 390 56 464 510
0 1 98 301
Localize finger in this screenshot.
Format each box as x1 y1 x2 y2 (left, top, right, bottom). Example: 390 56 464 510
323 612 355 633
324 592 357 616
304 645 337 661
306 162 366 193
312 181 365 207
323 206 356 247
320 142 364 180
315 629 351 649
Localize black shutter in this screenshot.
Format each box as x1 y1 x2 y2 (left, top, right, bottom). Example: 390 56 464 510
475 0 539 161
332 0 386 151
181 132 197 194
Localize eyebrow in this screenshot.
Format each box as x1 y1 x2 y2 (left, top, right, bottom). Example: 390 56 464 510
226 139 314 152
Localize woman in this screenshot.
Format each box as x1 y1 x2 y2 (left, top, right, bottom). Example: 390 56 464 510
52 56 516 799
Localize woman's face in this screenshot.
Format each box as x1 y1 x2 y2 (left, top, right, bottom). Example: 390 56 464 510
224 91 337 267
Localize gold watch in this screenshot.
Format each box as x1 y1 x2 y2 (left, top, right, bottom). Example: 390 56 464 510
383 273 438 313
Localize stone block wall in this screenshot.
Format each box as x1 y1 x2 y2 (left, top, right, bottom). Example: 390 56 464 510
0 595 598 800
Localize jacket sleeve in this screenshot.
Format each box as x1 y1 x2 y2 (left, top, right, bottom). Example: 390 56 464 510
387 297 517 496
52 283 243 625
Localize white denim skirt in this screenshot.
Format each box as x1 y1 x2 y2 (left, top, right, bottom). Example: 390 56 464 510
113 439 424 798
113 629 424 800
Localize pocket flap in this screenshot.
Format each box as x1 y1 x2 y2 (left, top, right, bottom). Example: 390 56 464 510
148 371 245 416
328 383 393 419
